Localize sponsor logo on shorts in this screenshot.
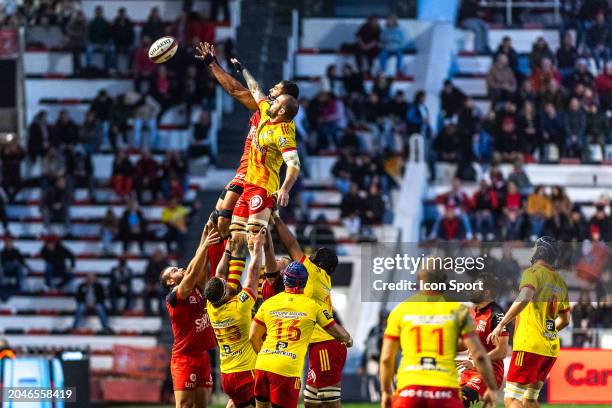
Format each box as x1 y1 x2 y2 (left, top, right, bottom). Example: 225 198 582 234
249 195 263 210
400 388 454 399
468 377 482 390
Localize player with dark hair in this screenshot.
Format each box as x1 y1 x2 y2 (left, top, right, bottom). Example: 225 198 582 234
488 237 570 408
195 42 300 294
206 229 268 408
380 261 499 408
457 274 509 408
271 213 344 407
159 228 221 408
249 261 352 408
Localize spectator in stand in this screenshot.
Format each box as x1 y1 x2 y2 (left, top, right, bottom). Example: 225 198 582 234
108 94 130 149
41 237 75 290
341 64 365 95
527 185 552 239
111 7 134 72
439 79 466 119
358 310 388 402
64 144 95 202
1 140 25 203
52 109 79 147
433 205 466 241
494 36 520 81
389 90 408 119
80 110 103 156
86 5 114 72
143 248 167 316
341 182 363 240
142 7 166 41
502 181 524 240
27 110 50 163
457 0 490 53
494 109 523 162
539 80 565 111
73 273 111 332
132 36 157 94
471 179 498 241
181 64 208 122
596 61 612 111
41 176 70 234
585 101 609 162
507 159 532 195
407 91 433 175
529 37 556 72
0 236 30 293
134 150 160 203
210 0 230 22
568 59 594 90
191 111 213 160
315 91 341 149
540 102 565 161
119 199 147 254
567 208 589 242
564 97 587 159
434 121 461 162
354 15 380 74
585 11 611 70
331 151 353 194
90 90 113 148
572 290 597 347
41 147 66 194
532 57 562 93
589 204 609 241
111 149 133 201
161 196 188 252
131 92 160 150
108 257 133 314
100 208 118 254
557 32 578 84
379 15 405 74
160 151 188 199
486 54 517 105
362 183 385 238
152 64 175 116
497 244 521 298
65 10 86 75
596 296 612 328
0 195 8 237
432 177 473 239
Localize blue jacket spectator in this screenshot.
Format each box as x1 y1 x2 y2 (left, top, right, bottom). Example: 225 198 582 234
379 15 405 74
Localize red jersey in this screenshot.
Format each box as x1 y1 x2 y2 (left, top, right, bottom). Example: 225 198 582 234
166 286 216 355
208 240 226 278
261 277 283 300
235 111 260 178
470 302 508 379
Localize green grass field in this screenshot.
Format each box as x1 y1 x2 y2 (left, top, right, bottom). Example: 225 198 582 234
114 404 612 408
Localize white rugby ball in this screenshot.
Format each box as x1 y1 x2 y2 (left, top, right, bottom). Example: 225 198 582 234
148 36 178 64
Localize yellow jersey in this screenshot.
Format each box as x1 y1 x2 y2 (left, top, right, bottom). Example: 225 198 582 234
301 256 334 343
513 262 569 357
384 294 476 389
253 291 335 378
245 99 297 194
208 288 258 373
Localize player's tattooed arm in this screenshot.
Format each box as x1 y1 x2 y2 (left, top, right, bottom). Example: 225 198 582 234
196 42 258 111
245 229 266 295
325 322 352 347
231 58 266 102
249 320 266 353
270 212 304 262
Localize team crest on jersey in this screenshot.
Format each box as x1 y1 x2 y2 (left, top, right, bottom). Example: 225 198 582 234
239 292 249 303
278 135 287 148
249 195 263 210
189 373 196 382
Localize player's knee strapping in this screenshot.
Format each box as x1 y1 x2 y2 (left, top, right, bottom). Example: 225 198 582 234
318 386 341 402
504 383 528 400
524 387 541 400
461 386 479 408
303 385 321 404
230 219 247 235
227 256 245 290
247 220 268 234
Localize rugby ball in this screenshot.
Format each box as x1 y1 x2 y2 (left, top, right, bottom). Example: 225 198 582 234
148 36 178 64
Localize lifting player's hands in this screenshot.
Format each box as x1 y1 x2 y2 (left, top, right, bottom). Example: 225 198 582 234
481 388 498 408
274 187 290 207
203 230 222 250
195 42 216 65
486 324 504 345
456 359 474 371
247 228 267 254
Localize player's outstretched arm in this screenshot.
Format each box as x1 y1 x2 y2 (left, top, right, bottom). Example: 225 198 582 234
464 334 499 407
245 229 266 295
379 337 400 408
230 58 266 102
195 42 258 111
486 286 534 345
263 228 278 274
215 239 233 280
177 229 221 299
270 212 304 261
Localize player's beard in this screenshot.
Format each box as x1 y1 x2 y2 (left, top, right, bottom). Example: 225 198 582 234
266 108 276 119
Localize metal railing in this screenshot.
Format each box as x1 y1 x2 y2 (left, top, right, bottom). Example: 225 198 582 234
478 0 561 25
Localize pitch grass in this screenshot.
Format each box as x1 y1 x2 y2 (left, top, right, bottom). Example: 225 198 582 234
108 403 612 408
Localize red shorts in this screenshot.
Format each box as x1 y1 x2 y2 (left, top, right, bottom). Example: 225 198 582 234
306 340 347 388
507 350 557 384
170 352 213 391
392 386 463 408
221 370 255 407
234 184 275 220
460 367 503 397
254 369 301 408
227 173 246 194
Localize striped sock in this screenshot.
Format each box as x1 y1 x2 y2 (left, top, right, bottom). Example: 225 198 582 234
227 257 245 290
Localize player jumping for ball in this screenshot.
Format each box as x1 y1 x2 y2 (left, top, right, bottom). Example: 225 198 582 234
457 274 509 408
487 237 570 408
195 42 299 293
160 227 221 408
